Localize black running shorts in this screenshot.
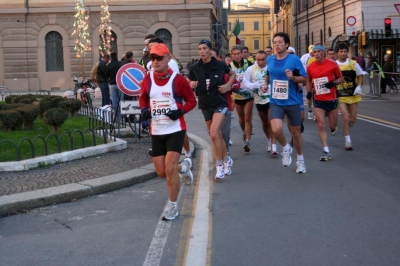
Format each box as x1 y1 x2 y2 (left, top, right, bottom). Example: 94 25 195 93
255 103 270 113
151 130 186 157
234 98 254 106
201 106 229 121
314 99 339 112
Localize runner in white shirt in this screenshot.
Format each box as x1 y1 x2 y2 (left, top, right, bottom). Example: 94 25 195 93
243 50 274 153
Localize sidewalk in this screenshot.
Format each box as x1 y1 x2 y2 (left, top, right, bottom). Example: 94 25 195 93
0 90 197 217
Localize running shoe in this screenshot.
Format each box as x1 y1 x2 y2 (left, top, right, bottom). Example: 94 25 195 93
345 141 353 150
148 148 153 157
330 127 337 136
161 202 179 221
271 150 279 156
281 147 292 167
296 160 306 173
224 157 233 175
307 111 313 120
180 158 193 186
228 138 233 146
266 139 272 152
242 133 246 145
215 165 225 179
319 151 332 161
244 140 250 152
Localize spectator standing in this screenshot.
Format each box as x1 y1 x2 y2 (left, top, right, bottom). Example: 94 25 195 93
96 54 110 106
107 52 123 115
381 54 392 94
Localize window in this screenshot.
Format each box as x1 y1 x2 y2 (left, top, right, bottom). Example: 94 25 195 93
298 35 301 55
268 21 271 30
268 39 271 46
240 22 244 31
254 21 259 31
229 22 231 31
254 39 260 50
305 34 309 53
328 27 332 37
241 40 246 47
311 32 314 44
320 29 323 44
155 28 173 53
45 31 64 72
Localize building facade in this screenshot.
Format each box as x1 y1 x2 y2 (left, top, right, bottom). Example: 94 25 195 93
0 0 225 92
271 0 400 71
227 1 271 54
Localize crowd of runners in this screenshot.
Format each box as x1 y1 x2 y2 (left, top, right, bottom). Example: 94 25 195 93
135 31 365 220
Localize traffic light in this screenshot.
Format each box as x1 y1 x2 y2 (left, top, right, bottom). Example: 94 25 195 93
385 17 392 37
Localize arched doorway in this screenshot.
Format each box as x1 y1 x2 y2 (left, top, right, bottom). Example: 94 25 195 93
99 30 117 58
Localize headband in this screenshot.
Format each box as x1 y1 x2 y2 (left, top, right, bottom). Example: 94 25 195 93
312 45 325 51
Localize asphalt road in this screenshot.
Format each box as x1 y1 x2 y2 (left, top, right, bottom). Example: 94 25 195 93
1 94 399 266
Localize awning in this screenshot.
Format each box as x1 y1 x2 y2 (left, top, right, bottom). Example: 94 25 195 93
369 29 400 39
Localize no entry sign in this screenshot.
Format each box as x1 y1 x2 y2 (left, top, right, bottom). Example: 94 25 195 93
116 63 147 96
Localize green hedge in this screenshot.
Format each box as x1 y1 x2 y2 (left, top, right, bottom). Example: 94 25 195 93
58 99 81 116
44 108 68 133
14 105 40 129
0 110 22 131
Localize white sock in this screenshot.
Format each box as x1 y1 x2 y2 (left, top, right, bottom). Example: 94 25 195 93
297 154 304 161
345 135 351 142
323 146 329 153
272 144 277 151
169 200 177 206
185 150 192 158
283 143 291 151
267 138 271 143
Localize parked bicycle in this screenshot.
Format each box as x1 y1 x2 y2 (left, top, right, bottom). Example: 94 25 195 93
72 77 96 105
0 86 11 101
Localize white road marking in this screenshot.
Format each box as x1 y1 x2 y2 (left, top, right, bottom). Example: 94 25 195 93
142 184 184 266
185 134 213 266
358 117 400 130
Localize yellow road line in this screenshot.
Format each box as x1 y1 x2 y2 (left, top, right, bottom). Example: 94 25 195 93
358 114 400 128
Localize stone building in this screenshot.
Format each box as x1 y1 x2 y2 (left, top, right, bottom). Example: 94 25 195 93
227 1 271 54
0 0 227 92
271 0 400 69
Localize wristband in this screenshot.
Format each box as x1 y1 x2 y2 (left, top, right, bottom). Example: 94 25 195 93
290 76 295 81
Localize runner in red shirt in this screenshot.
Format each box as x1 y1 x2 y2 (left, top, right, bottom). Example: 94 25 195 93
306 45 344 161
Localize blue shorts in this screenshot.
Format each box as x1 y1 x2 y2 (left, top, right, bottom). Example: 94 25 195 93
270 104 302 126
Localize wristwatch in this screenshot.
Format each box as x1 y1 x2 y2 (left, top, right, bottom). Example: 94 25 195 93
290 76 295 81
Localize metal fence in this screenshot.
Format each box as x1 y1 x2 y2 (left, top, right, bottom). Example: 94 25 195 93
0 104 116 162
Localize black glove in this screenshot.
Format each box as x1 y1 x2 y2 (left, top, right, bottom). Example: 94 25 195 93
324 82 335 89
306 91 312 100
141 108 151 120
165 109 184 121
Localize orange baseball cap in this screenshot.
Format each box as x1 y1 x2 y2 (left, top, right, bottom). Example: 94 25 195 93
149 43 170 57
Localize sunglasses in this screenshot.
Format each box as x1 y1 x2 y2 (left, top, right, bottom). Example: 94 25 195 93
149 55 167 61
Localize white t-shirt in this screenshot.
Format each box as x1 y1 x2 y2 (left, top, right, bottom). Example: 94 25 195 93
146 58 180 73
336 59 364 76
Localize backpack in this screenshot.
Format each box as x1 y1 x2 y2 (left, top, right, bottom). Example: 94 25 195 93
90 61 99 80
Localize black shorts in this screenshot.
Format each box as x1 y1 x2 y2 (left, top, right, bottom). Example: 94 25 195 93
256 103 270 113
201 106 229 121
151 130 186 157
234 98 254 106
314 99 338 112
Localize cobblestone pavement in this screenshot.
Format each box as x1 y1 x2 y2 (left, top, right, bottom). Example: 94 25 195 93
0 139 152 196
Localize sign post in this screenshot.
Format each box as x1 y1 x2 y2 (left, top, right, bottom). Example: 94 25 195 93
116 63 147 96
